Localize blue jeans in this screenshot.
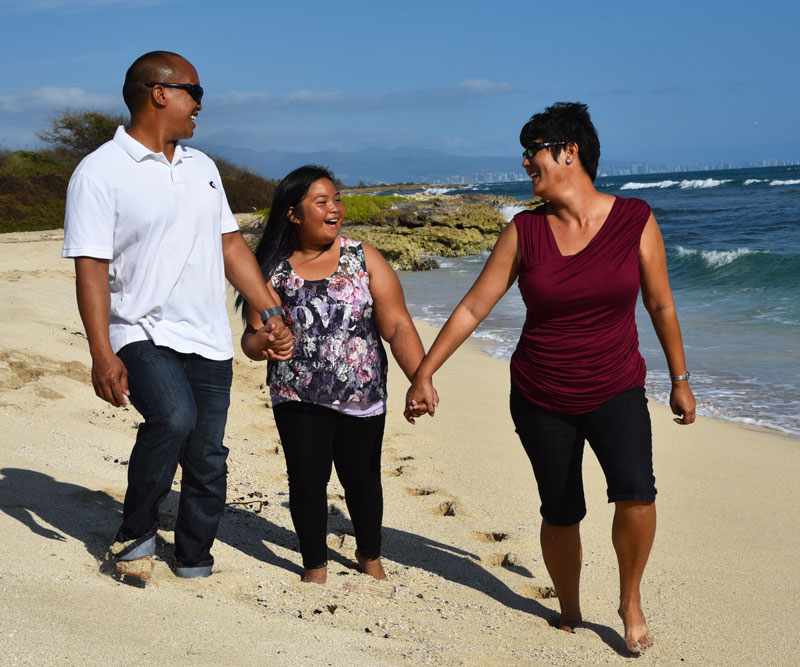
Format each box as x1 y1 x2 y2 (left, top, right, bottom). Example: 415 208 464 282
115 341 232 577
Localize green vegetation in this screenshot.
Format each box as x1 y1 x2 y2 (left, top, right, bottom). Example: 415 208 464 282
0 149 73 233
212 156 278 213
341 194 404 222
1 110 281 233
37 110 128 159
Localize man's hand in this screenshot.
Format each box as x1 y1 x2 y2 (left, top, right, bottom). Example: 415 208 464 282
91 351 130 407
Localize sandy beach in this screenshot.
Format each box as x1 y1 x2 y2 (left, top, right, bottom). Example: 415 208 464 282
1 229 799 665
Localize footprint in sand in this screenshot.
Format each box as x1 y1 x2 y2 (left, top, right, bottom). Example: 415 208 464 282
482 552 535 578
472 531 509 543
403 487 436 497
387 454 415 463
428 500 459 517
382 466 405 477
519 583 557 599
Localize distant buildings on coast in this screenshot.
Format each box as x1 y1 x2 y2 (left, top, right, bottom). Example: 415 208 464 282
440 159 800 184
596 158 800 178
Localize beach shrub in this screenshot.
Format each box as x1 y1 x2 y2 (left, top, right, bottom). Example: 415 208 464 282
211 156 279 213
38 110 128 159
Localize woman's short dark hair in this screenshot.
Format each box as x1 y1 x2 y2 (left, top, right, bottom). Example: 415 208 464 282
235 165 335 320
519 102 601 181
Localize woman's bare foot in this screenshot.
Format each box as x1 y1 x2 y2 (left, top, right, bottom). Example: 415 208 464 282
618 602 653 654
556 613 582 633
301 567 327 584
355 550 387 580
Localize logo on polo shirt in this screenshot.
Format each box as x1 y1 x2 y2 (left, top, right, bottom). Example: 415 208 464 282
209 181 217 189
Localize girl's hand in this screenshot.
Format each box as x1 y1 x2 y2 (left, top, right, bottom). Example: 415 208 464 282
404 376 439 424
241 318 293 362
262 318 293 361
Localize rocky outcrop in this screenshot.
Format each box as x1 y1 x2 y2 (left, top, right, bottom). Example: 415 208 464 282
343 193 528 270
239 193 540 271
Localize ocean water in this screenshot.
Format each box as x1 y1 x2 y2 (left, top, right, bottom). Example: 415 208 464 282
397 165 800 437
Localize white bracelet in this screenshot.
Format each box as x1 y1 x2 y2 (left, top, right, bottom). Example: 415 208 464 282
670 371 691 382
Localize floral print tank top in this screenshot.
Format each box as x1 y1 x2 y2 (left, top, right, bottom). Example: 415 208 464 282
267 237 388 406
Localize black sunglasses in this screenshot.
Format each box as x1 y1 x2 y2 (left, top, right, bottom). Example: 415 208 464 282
522 141 567 160
145 82 204 104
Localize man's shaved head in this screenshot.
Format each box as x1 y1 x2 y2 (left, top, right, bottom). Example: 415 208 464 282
122 51 187 114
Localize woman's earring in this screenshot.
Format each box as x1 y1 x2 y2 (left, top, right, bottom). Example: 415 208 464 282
566 158 572 164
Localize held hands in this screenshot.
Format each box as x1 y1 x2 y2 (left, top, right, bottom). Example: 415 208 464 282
91 352 130 408
403 374 439 424
670 382 696 425
258 316 293 361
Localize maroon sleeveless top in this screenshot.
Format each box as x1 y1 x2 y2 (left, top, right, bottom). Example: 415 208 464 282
510 197 650 414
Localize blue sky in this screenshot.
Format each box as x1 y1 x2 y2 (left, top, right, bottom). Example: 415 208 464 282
1 0 797 166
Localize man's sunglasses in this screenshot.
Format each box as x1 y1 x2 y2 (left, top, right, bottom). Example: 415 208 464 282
145 82 204 104
522 141 567 160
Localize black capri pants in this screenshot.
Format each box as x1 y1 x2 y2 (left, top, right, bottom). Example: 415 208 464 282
509 384 656 527
273 401 386 570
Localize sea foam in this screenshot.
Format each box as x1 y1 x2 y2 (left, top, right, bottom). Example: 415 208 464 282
619 180 678 190
676 246 762 268
769 179 800 186
679 178 732 189
499 204 527 222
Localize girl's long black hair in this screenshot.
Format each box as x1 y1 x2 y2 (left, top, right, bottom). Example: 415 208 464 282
235 164 335 321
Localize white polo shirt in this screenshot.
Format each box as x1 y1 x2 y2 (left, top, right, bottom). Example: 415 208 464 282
62 126 238 360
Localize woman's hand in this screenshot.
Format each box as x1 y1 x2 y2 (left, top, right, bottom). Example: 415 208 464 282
669 382 696 425
404 374 439 424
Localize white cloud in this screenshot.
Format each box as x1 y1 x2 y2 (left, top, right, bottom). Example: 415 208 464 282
218 79 516 111
0 87 120 113
458 78 513 94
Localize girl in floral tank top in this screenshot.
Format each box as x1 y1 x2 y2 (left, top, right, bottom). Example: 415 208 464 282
268 236 388 411
238 166 428 585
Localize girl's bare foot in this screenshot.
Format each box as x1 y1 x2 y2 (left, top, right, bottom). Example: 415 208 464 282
618 602 654 654
355 550 387 580
301 567 327 584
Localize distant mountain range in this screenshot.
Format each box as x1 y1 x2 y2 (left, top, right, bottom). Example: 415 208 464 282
197 143 530 185
196 143 798 185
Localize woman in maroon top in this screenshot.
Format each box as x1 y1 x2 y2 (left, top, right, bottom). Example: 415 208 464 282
405 102 695 654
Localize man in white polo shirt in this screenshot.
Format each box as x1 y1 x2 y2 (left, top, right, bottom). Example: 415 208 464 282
62 51 290 581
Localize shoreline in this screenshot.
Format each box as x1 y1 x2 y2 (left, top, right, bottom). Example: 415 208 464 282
2 227 797 442
2 230 799 664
